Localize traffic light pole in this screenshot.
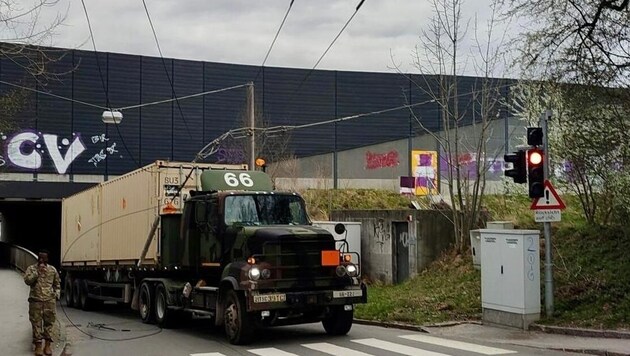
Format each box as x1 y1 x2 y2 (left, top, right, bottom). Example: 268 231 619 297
541 110 554 316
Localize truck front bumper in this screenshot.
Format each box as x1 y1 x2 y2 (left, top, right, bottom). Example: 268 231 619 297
246 283 367 311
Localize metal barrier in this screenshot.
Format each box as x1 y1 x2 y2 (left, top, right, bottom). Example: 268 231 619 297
0 241 38 273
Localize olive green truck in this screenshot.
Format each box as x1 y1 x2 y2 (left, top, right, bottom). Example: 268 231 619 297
61 161 367 344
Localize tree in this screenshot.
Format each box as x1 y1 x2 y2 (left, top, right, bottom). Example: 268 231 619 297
501 0 629 86
399 0 508 252
0 0 69 132
503 0 630 225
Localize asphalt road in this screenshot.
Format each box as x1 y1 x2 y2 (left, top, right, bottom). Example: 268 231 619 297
58 303 577 356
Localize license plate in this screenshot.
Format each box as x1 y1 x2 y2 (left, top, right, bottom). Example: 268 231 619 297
333 290 363 298
253 293 286 303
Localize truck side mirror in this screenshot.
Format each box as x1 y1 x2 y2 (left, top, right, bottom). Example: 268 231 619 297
334 223 346 235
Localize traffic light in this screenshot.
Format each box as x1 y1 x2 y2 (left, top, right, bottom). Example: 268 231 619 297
527 148 545 198
527 127 543 146
504 149 527 184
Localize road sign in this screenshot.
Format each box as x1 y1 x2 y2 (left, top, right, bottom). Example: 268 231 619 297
531 180 566 210
535 209 561 222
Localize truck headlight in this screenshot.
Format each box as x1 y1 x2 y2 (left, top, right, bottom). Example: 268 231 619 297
346 264 358 277
261 268 271 279
248 267 261 281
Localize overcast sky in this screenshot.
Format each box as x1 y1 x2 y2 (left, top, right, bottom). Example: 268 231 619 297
25 0 514 75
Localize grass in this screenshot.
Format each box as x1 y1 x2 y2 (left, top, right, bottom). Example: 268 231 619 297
302 189 630 329
354 251 481 325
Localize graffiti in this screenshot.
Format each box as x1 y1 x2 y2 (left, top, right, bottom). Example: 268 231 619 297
399 231 411 248
365 150 399 170
0 155 5 167
439 151 506 181
106 142 118 155
2 132 86 174
373 218 391 252
90 134 109 144
216 148 246 164
411 150 438 195
88 150 107 167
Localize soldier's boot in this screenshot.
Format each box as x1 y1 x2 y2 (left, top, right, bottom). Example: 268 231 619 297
34 341 43 356
43 340 53 356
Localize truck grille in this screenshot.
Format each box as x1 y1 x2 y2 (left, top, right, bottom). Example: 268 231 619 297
256 238 341 288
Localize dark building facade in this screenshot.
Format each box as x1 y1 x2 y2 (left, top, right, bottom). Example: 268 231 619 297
0 46 514 179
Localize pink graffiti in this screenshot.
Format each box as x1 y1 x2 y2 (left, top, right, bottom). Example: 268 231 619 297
365 150 399 170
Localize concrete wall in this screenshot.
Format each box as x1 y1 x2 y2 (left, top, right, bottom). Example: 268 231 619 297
330 209 455 285
270 116 528 195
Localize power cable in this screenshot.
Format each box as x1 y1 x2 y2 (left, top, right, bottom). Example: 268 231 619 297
80 0 140 168
0 79 248 111
0 79 108 110
292 0 366 94
252 0 296 83
140 0 194 140
59 300 163 342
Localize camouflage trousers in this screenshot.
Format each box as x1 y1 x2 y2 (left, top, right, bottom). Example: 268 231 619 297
28 300 56 342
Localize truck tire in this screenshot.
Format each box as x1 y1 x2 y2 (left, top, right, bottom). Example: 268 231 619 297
72 279 82 309
139 282 154 323
155 284 175 328
322 306 353 336
64 276 74 307
79 279 90 310
223 290 254 345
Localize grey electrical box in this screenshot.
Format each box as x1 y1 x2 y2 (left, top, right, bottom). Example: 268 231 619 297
480 229 540 329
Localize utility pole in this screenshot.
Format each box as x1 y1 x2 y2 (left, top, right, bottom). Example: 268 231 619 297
541 109 554 315
248 82 255 171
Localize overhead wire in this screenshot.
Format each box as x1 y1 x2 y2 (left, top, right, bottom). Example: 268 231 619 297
140 0 194 140
292 0 366 94
252 0 296 83
80 0 140 168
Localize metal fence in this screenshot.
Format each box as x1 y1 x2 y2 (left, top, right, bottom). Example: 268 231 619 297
0 241 37 273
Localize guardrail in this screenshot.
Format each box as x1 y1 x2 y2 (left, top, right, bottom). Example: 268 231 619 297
0 241 38 273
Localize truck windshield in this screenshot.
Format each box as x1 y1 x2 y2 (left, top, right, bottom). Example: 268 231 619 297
224 194 309 226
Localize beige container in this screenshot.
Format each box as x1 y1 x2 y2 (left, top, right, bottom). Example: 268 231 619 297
61 160 246 267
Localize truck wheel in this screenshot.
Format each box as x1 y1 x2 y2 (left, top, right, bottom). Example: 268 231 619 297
72 279 82 309
139 282 154 323
64 276 74 307
223 290 254 345
155 284 174 328
79 279 90 310
322 306 354 336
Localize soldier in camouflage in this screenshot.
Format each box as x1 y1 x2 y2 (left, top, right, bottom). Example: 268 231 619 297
23 250 60 356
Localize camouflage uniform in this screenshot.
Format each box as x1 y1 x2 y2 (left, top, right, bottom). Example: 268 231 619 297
24 264 60 343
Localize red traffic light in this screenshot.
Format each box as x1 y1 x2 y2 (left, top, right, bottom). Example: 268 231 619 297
528 150 543 165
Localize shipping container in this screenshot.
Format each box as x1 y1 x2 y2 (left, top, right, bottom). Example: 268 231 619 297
61 160 246 267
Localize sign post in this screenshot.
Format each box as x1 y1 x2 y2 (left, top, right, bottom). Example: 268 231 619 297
535 110 564 316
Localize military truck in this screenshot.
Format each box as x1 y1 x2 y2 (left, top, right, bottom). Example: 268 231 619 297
61 161 366 344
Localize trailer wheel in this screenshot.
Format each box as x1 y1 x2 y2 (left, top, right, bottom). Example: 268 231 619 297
155 284 174 328
322 306 354 336
223 290 254 345
139 282 154 323
72 279 82 309
64 276 74 307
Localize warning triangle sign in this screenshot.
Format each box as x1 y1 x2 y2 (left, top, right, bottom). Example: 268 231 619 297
531 180 566 210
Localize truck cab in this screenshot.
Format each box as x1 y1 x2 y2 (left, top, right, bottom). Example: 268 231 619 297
158 170 367 344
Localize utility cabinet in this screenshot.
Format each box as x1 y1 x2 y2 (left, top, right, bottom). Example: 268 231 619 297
480 229 540 329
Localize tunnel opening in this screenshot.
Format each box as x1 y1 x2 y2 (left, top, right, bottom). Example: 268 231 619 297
0 201 61 267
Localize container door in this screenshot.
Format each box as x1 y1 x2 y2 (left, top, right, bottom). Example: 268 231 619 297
393 221 410 283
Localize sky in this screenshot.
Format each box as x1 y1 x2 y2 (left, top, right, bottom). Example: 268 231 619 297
13 0 515 75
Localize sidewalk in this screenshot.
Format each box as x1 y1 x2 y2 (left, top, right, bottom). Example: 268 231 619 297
0 269 64 356
357 318 630 356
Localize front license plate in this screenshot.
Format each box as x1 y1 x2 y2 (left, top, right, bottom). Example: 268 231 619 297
333 290 363 298
253 293 286 303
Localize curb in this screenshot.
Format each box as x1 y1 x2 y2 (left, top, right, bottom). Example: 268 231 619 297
353 319 482 332
531 324 630 340
353 318 429 332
